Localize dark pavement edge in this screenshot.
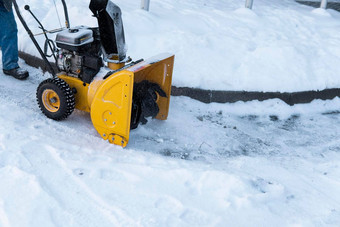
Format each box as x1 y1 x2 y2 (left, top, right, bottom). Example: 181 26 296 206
19 51 340 106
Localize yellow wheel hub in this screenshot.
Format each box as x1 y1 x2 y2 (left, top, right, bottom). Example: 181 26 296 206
42 89 60 112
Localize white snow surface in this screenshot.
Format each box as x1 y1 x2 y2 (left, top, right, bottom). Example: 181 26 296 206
0 60 340 226
13 0 340 92
1 0 340 226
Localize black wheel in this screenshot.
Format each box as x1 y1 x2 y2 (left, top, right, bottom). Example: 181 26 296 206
36 78 75 120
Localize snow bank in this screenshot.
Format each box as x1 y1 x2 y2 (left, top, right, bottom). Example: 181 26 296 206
13 0 340 92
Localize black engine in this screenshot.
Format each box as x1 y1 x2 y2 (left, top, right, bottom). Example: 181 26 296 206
55 26 102 84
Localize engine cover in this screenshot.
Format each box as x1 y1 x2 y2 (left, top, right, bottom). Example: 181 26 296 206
56 26 94 52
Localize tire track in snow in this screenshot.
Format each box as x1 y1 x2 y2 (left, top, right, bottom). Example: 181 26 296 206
0 75 101 145
22 143 136 227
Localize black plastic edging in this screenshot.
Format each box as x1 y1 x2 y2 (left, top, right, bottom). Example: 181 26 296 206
171 86 340 105
19 51 340 106
19 51 58 73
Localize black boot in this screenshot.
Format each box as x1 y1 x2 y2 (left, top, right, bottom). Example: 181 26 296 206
3 67 29 80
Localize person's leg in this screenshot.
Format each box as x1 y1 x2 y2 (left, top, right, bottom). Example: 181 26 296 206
0 5 29 80
0 6 19 70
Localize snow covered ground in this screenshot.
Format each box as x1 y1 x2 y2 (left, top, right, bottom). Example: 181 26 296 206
0 60 340 226
1 0 340 226
14 0 340 92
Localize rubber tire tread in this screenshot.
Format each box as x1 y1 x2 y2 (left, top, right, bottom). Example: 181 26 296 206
37 78 75 121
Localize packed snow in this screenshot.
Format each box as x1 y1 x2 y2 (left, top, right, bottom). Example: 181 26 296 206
0 59 340 226
14 0 340 92
1 0 340 226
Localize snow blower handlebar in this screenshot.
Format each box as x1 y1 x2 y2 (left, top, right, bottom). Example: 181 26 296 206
12 0 57 76
23 5 58 63
13 0 71 76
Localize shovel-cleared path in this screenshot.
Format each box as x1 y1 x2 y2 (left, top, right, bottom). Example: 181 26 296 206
0 61 340 226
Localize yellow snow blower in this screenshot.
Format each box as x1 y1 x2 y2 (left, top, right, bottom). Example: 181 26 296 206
13 0 174 147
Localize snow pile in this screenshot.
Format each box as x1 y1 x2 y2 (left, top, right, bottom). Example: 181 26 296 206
14 0 340 92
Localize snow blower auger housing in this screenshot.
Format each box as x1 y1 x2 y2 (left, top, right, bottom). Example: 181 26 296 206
13 0 175 147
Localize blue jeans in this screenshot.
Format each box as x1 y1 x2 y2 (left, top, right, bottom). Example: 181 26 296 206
0 4 19 70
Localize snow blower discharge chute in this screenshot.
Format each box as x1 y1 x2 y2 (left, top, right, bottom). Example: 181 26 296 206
13 0 174 147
